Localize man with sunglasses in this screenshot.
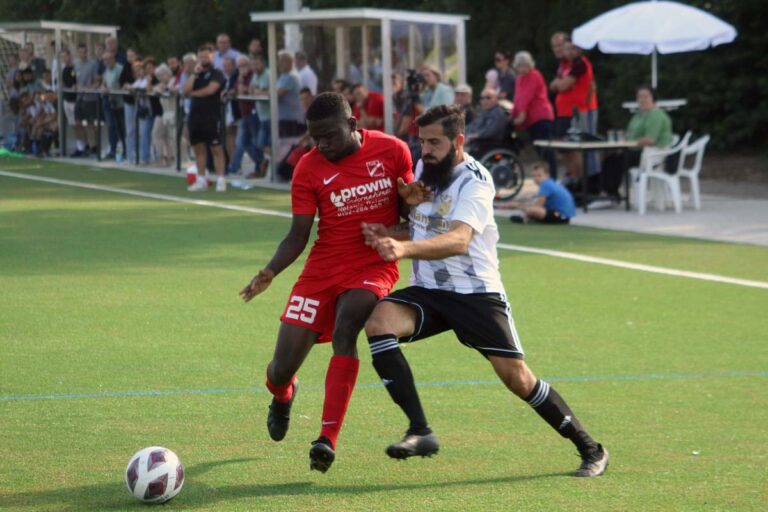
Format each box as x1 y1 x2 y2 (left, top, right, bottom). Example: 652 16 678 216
465 88 508 158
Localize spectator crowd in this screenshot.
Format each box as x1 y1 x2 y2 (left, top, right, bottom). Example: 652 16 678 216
3 29 665 201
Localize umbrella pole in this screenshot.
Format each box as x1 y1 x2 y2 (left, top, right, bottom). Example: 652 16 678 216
652 49 658 89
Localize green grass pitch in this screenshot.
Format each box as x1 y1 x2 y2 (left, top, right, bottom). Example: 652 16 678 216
1 159 766 511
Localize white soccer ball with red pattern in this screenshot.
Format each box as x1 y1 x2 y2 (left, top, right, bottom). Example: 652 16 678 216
125 446 185 504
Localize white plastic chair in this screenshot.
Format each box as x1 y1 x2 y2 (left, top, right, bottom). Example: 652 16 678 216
630 143 686 215
676 134 710 210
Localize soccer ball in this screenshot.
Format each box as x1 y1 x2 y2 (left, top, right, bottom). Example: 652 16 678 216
125 446 185 504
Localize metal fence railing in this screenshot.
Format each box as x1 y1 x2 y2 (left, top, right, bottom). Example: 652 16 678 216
58 88 269 174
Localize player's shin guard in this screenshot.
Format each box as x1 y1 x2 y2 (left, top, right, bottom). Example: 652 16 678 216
369 334 430 434
265 365 295 404
524 379 598 454
319 355 360 450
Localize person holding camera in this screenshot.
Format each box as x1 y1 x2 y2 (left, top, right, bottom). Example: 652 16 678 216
419 66 454 110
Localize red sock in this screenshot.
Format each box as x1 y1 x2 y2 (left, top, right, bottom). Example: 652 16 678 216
319 355 360 450
265 365 295 404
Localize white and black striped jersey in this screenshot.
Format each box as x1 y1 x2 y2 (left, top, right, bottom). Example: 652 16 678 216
409 154 505 294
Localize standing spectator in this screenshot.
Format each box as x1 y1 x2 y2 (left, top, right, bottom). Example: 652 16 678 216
144 58 163 164
419 66 454 109
40 69 54 92
5 53 19 91
300 87 314 114
152 64 177 166
176 52 197 166
183 43 227 192
295 51 318 95
247 38 263 59
213 33 241 71
351 83 384 130
120 48 139 163
166 55 181 82
550 35 590 180
221 57 240 167
465 88 508 158
249 54 271 177
276 50 304 138
568 41 600 175
511 51 557 177
24 43 47 79
100 51 125 159
128 58 151 165
227 55 259 175
453 83 475 126
73 43 100 157
494 50 515 101
105 36 127 65
59 49 78 142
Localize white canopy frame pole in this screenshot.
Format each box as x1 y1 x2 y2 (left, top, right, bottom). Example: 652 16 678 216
382 18 393 134
433 24 441 73
651 49 658 89
457 20 466 85
361 24 369 87
408 24 416 69
268 21 279 183
335 26 344 80
55 28 64 155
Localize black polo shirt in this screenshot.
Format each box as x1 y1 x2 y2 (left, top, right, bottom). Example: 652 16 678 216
61 65 77 102
189 65 225 124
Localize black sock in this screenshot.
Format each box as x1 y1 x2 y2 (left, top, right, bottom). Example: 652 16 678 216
524 379 598 455
369 334 431 435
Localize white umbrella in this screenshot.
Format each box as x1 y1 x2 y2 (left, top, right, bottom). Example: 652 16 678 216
572 0 737 88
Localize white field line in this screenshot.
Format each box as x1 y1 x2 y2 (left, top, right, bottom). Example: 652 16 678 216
3 169 767 290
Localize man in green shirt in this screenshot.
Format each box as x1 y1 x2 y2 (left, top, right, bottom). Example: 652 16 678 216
626 85 673 147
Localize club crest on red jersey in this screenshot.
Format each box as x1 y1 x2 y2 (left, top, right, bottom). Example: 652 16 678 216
366 160 385 178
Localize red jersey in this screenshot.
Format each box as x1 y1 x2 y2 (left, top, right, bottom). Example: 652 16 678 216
291 129 414 281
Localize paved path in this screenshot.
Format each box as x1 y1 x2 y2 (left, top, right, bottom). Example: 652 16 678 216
495 179 768 246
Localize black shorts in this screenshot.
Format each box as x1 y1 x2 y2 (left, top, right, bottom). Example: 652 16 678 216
554 116 571 138
382 286 525 359
75 97 99 122
189 120 221 146
543 209 570 224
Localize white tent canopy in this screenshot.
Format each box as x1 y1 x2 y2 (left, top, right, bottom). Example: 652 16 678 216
572 1 737 87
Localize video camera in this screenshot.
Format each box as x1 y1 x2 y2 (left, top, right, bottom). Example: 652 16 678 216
406 69 426 101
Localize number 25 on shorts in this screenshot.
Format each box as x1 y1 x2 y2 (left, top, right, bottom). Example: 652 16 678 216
285 295 320 324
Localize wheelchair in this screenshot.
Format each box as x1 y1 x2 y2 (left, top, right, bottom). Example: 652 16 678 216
467 124 526 201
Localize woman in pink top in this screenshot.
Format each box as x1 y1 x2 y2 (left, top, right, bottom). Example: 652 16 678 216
512 51 558 177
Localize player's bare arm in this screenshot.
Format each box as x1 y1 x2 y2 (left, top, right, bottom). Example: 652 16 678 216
240 214 314 302
371 220 473 262
361 221 410 246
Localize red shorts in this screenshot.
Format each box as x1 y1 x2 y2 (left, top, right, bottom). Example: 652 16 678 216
280 263 399 343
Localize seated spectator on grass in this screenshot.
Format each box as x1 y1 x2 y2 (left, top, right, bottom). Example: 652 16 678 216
351 83 384 130
30 90 58 156
500 161 575 224
465 87 508 158
511 51 557 177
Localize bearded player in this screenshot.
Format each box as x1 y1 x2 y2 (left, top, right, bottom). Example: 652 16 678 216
240 92 420 473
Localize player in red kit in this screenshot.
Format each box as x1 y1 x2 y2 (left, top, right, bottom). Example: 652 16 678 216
240 92 417 473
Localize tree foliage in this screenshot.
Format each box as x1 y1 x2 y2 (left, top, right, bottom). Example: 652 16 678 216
1 0 764 150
